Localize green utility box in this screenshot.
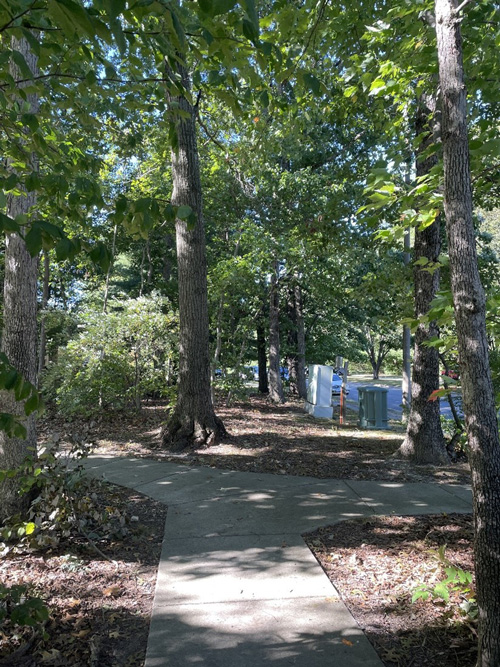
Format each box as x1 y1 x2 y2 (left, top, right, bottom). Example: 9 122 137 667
358 386 389 429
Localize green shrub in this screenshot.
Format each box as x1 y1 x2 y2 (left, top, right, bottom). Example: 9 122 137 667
41 294 178 417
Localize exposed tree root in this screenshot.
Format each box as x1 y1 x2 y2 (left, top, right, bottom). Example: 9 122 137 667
161 412 227 452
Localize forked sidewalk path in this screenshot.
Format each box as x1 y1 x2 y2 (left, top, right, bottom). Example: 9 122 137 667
83 455 473 667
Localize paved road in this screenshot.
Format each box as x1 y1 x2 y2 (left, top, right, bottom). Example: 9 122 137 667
342 380 462 421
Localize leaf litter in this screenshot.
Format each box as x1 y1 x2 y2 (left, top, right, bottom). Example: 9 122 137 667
15 394 474 666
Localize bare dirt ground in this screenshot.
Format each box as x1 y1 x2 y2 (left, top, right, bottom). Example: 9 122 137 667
1 395 474 666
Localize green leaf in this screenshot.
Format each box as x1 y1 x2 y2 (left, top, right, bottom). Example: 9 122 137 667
170 9 186 49
15 378 32 401
242 17 259 43
0 413 26 439
20 29 41 56
212 0 238 16
24 393 40 417
369 78 386 95
0 213 20 233
103 0 126 20
55 237 74 262
168 121 178 152
164 204 176 222
411 586 429 603
433 582 450 602
198 0 212 13
176 205 192 220
21 114 39 132
110 18 127 55
302 72 321 96
21 225 42 255
242 0 259 35
88 243 112 272
37 220 65 241
85 69 97 85
113 195 127 219
25 172 40 192
47 0 96 39
4 369 18 391
10 50 34 79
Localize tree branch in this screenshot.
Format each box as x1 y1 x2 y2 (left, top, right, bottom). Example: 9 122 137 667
1 73 166 90
455 0 475 14
197 114 226 153
0 0 40 34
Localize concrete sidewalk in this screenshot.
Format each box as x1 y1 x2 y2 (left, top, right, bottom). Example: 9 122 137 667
83 455 473 666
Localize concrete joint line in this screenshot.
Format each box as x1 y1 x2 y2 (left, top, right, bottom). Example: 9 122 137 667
338 480 380 513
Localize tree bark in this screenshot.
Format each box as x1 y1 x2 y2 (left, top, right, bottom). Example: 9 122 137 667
139 244 146 297
268 262 284 403
286 286 299 395
286 279 307 399
103 223 117 313
397 95 448 464
435 2 500 664
0 36 39 521
294 281 307 400
402 228 412 421
162 61 226 451
256 321 269 394
366 330 389 380
37 250 50 382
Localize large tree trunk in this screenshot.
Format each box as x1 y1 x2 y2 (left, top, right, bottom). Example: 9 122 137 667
397 96 448 464
256 321 269 394
402 228 412 421
286 286 299 396
268 262 284 403
286 279 307 399
37 250 50 382
102 223 117 313
162 62 226 451
0 36 39 522
435 2 500 664
294 281 307 400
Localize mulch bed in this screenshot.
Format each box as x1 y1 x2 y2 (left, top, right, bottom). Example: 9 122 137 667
0 483 167 666
305 513 477 667
3 394 473 666
64 395 470 485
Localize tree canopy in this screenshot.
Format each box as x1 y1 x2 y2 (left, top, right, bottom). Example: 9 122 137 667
1 1 500 663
